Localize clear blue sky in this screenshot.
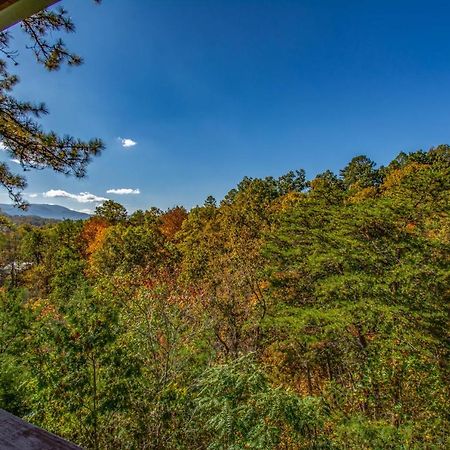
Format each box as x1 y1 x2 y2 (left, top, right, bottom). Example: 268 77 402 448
2 0 450 213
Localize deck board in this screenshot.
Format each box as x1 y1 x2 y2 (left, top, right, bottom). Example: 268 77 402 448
0 409 81 450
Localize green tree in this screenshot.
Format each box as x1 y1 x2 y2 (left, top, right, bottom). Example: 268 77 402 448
179 175 283 356
264 153 449 447
308 170 345 205
204 195 217 207
94 200 128 225
0 288 32 416
27 283 136 449
194 355 327 449
340 155 381 190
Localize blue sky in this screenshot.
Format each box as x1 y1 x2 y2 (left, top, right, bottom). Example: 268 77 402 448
2 0 450 213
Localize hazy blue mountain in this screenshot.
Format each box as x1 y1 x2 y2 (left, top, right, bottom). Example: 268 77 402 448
0 203 90 220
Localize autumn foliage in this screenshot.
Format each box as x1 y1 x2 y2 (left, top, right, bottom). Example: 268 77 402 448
0 146 449 449
80 217 109 259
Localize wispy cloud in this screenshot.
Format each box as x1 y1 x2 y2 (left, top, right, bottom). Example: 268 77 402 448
118 137 137 148
106 188 140 195
43 189 108 203
10 158 20 164
28 193 38 198
76 208 93 214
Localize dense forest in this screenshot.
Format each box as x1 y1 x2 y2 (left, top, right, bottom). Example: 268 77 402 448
0 147 448 449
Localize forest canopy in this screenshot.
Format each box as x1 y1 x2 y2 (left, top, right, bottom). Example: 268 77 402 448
0 146 448 449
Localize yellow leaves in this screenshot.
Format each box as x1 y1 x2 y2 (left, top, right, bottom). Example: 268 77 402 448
272 191 303 212
347 186 378 204
381 162 424 191
308 177 323 191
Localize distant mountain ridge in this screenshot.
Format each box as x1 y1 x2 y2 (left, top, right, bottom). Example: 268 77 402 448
0 203 91 220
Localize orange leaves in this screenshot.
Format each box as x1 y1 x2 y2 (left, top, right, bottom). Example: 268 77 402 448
159 206 188 239
80 217 109 259
405 222 416 233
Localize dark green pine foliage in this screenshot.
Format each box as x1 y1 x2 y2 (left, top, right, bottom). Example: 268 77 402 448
264 151 449 448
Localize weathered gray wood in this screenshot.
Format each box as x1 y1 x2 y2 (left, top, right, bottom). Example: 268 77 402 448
0 409 82 450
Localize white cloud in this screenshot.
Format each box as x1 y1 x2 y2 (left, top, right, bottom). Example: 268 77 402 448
118 137 137 148
43 189 108 203
0 141 7 151
76 208 93 214
28 193 38 198
10 158 20 164
106 188 140 195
